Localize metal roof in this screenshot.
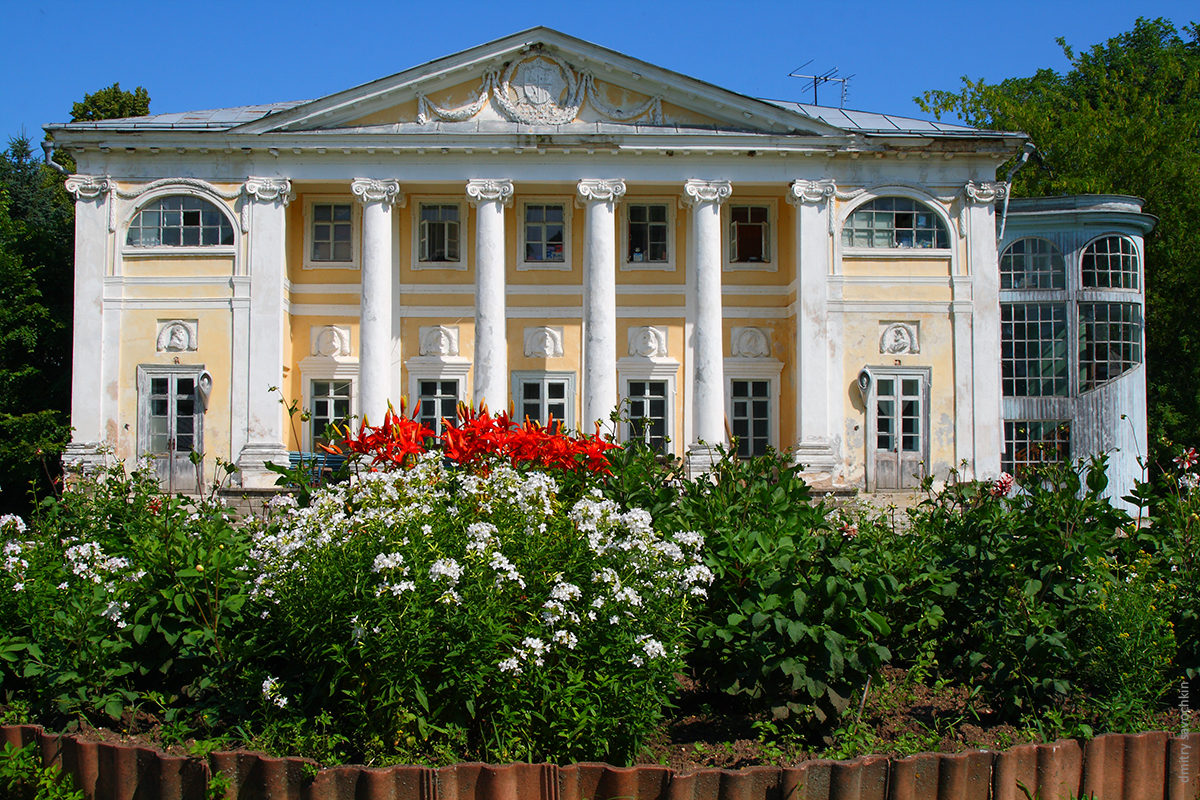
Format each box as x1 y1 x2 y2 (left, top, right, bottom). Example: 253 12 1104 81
53 101 308 131
760 100 983 135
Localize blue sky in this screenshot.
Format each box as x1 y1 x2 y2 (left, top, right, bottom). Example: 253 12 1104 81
1 0 1196 144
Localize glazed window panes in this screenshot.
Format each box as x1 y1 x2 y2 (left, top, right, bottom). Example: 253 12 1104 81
628 381 669 453
1002 420 1070 476
312 380 351 448
519 377 569 429
841 197 949 249
628 203 669 263
419 204 460 263
874 377 922 453
417 380 459 435
311 203 353 262
524 204 565 262
1079 303 1142 391
1001 304 1069 397
730 205 770 263
147 375 197 453
731 380 770 459
1001 238 1065 290
1082 236 1139 290
127 196 234 247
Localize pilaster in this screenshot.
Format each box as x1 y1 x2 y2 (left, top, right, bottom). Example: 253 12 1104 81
963 180 1006 479
466 179 514 411
236 177 294 487
577 178 625 428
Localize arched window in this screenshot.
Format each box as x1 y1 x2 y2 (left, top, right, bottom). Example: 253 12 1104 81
842 197 949 249
1001 238 1065 290
127 196 234 247
1081 236 1138 290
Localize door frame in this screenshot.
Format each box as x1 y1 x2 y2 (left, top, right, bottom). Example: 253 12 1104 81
136 364 206 492
859 365 931 492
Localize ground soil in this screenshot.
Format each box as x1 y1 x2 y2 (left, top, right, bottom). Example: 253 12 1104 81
8 666 1186 772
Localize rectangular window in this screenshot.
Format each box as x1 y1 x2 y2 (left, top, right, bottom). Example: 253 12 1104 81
524 204 566 263
731 380 770 459
628 380 668 453
627 203 669 263
1003 420 1071 476
311 203 354 263
311 380 351 448
730 205 770 263
419 204 460 263
1001 303 1068 397
417 380 459 435
516 374 572 430
1079 303 1142 391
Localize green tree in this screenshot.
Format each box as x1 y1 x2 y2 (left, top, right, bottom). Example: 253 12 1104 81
70 83 150 122
916 18 1200 461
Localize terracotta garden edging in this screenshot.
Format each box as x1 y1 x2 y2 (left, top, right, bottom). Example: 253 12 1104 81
3 724 1198 800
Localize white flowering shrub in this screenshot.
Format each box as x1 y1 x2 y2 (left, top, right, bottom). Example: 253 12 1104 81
248 453 709 763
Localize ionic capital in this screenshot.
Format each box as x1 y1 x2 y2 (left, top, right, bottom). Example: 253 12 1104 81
576 178 626 205
787 178 837 206
243 176 294 206
963 180 1008 204
682 179 732 207
465 179 514 207
64 174 113 201
351 179 403 207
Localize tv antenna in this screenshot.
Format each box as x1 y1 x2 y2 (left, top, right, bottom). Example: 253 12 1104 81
788 61 854 108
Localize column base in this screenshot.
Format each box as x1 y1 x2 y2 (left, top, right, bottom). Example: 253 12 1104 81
792 438 845 491
62 442 108 475
686 443 723 479
236 442 291 488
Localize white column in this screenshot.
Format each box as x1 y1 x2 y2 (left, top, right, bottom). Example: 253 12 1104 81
578 179 625 428
62 176 112 471
466 179 514 411
683 179 732 471
237 177 294 487
787 179 840 477
352 179 402 426
964 180 1004 479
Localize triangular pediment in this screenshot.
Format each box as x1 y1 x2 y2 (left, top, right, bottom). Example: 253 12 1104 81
233 28 842 138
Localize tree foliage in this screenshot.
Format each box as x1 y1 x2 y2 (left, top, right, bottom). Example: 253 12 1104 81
916 17 1200 459
70 83 150 123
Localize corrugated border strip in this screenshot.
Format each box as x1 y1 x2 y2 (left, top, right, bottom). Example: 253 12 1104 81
2 725 1198 800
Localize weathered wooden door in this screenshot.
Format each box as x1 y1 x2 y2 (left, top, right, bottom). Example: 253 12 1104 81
871 372 927 490
139 370 203 493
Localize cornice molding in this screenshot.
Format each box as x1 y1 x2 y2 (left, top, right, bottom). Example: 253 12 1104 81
465 179 515 207
576 178 626 205
350 179 403 207
682 179 732 207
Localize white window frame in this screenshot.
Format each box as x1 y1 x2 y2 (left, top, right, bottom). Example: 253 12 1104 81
410 196 468 272
517 197 573 272
303 195 361 270
119 187 239 260
511 371 577 429
616 356 681 455
723 198 778 272
405 356 471 428
298 355 359 451
621 197 677 272
724 358 783 456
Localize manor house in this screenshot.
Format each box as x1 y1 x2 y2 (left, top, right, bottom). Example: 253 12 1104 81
45 28 1154 498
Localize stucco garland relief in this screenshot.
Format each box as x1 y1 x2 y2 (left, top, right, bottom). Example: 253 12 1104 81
628 326 668 358
156 319 198 353
524 326 564 359
419 326 460 357
114 178 245 233
311 325 351 358
415 51 663 127
731 326 771 358
879 322 920 355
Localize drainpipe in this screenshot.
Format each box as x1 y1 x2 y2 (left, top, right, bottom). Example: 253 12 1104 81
41 140 68 175
997 142 1036 243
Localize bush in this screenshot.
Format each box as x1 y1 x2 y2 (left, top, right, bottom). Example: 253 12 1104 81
246 450 709 765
